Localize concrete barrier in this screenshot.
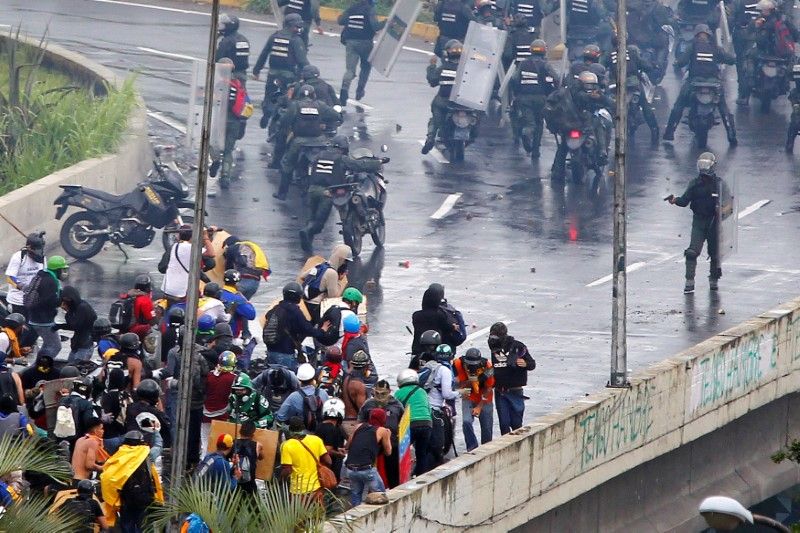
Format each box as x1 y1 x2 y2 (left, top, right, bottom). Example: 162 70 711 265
0 34 149 266
330 296 800 532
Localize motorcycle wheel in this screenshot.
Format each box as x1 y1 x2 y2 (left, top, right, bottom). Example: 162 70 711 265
695 127 709 149
343 213 363 257
162 215 195 252
60 211 107 260
760 97 771 114
370 211 386 248
570 157 585 183
449 141 465 163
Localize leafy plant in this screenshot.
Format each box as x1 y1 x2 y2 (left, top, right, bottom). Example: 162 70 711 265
771 438 800 465
247 0 274 14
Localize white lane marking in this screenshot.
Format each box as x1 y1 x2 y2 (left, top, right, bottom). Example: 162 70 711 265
738 199 771 219
137 46 201 62
586 261 647 287
417 139 448 164
465 320 515 343
347 99 374 110
430 192 462 220
147 111 188 134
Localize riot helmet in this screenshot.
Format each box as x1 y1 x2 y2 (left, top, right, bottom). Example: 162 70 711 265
697 152 717 176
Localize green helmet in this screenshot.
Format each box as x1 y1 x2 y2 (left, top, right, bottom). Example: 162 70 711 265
342 287 364 304
47 255 68 271
232 372 254 392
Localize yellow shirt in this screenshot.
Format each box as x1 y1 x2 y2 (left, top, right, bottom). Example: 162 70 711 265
280 434 327 494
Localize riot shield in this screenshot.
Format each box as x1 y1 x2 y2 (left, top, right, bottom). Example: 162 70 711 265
716 1 732 54
272 0 284 27
717 172 737 260
369 0 423 77
210 61 232 156
450 22 508 111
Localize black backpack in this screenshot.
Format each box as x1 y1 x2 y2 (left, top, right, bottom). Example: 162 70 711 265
61 497 96 533
108 295 135 331
262 305 285 346
301 389 323 432
120 458 155 509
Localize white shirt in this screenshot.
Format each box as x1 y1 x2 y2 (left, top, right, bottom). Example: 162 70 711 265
161 242 192 298
198 297 229 322
428 364 458 409
5 250 44 306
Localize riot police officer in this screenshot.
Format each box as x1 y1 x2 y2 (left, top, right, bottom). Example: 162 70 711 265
510 39 559 157
299 135 387 253
626 0 673 84
509 0 544 36
422 39 462 155
675 0 719 27
275 85 342 201
278 0 323 46
434 0 475 58
558 0 608 57
729 0 761 103
216 13 250 82
475 0 503 27
567 44 607 90
605 45 660 144
666 152 727 293
295 65 338 106
663 24 737 144
503 13 538 69
253 14 309 133
338 0 386 104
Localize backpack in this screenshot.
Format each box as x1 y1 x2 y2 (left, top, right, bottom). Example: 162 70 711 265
417 360 442 392
301 262 331 300
439 302 467 347
301 389 323 431
775 20 795 57
262 305 286 346
109 294 135 331
230 78 254 119
181 514 211 533
544 87 581 134
115 390 134 427
54 397 77 438
22 272 43 309
120 458 155 509
60 497 96 532
236 439 257 484
318 364 343 398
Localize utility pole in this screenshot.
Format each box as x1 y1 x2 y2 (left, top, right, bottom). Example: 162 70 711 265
609 0 628 388
169 0 220 502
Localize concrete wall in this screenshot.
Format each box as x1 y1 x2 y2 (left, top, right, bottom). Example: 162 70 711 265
330 297 800 532
0 34 149 266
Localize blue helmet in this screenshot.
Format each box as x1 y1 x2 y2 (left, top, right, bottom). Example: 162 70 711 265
343 313 361 334
198 314 215 332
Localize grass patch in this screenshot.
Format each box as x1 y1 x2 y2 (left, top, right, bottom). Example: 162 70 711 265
0 48 136 195
246 0 435 24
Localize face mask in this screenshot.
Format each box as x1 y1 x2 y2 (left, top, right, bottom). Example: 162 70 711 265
488 335 502 350
37 365 51 373
57 270 69 281
28 250 44 263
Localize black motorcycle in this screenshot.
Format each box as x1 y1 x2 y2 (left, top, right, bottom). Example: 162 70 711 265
55 146 194 260
439 103 480 163
687 80 721 148
752 55 789 113
327 147 388 257
563 108 611 188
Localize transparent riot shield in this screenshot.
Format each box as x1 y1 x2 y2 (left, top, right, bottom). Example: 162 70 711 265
210 61 232 157
450 22 508 111
369 0 423 77
187 59 204 150
717 172 738 260
272 0 284 27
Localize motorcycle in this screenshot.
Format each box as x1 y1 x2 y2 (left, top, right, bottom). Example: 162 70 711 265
55 145 194 260
327 147 389 257
439 103 480 163
564 108 611 188
687 80 721 148
639 44 668 85
566 27 599 63
752 55 789 113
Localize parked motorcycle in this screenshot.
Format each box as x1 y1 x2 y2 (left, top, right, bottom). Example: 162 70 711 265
55 145 194 260
752 55 789 113
687 80 721 148
564 108 611 188
327 147 389 257
439 103 480 163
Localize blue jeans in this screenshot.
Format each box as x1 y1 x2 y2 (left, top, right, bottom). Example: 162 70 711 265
462 398 493 451
238 277 260 300
67 345 93 364
410 425 432 476
31 324 60 358
267 351 298 373
495 388 526 435
347 466 384 506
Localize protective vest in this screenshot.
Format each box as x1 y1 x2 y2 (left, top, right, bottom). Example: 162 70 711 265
511 29 536 62
690 40 719 78
516 57 555 95
568 0 593 27
437 61 459 98
268 30 295 70
734 1 760 27
285 0 311 20
293 100 323 137
792 63 800 83
438 0 470 38
683 0 712 17
342 4 374 41
232 34 250 72
310 150 346 186
513 0 544 27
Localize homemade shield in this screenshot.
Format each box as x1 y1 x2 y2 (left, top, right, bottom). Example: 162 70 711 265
369 0 423 77
450 22 508 111
717 173 737 260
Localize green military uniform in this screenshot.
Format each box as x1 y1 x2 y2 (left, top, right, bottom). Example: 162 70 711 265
510 52 559 156
672 173 723 286
338 0 385 103
423 57 460 149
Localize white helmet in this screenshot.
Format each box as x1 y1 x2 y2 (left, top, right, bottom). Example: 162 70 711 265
756 0 775 13
135 412 161 434
397 368 419 387
296 363 316 382
322 398 345 420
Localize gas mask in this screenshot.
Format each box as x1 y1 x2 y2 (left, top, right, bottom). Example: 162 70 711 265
488 335 503 351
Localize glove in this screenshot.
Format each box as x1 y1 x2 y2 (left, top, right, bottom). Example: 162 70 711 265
152 368 164 380
51 324 61 331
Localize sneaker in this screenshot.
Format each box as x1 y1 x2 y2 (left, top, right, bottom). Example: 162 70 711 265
683 279 695 294
709 278 718 291
421 138 435 155
355 87 365 101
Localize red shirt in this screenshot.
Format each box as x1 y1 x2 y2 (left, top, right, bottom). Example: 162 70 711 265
133 294 155 324
203 370 236 421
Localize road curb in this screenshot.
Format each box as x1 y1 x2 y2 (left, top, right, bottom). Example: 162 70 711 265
0 33 150 267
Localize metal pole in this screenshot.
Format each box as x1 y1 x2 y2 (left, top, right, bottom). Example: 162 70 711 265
609 0 628 388
169 0 220 502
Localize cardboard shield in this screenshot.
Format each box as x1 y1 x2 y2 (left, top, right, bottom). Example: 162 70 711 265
207 420 279 480
43 378 76 431
717 173 737 260
450 22 508 111
369 0 424 77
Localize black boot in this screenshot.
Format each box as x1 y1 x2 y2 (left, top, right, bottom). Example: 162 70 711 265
421 137 435 155
650 125 660 145
724 114 737 146
299 229 312 253
339 89 349 106
786 131 796 153
355 85 366 101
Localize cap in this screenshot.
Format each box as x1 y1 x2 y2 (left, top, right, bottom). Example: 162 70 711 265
217 433 234 450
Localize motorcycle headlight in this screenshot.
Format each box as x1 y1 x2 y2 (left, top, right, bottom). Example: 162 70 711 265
452 111 471 128
762 64 777 77
351 195 361 205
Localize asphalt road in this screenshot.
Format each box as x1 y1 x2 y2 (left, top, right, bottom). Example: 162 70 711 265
2 0 800 424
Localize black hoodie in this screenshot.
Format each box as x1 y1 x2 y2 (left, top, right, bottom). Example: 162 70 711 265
59 286 98 350
410 283 452 355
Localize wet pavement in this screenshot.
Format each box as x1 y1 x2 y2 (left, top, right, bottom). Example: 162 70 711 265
2 0 800 423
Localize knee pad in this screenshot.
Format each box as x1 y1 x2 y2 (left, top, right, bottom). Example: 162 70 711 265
684 248 698 260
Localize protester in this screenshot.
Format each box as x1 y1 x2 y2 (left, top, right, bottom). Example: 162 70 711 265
71 417 109 484
315 398 348 482
280 416 332 503
228 372 273 429
345 407 391 507
394 369 433 476
0 313 29 367
342 349 372 437
301 244 353 323
454 347 495 451
220 269 257 338
158 225 216 306
26 255 68 359
201 351 237 453
234 421 263 494
127 274 156 341
222 236 271 300
54 377 96 454
488 322 535 435
5 232 45 317
358 380 403 488
0 352 24 406
196 433 241 490
56 286 98 364
275 363 329 429
61 478 108 533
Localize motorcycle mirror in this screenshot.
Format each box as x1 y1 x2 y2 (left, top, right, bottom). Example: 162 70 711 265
380 144 389 153
333 105 343 113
